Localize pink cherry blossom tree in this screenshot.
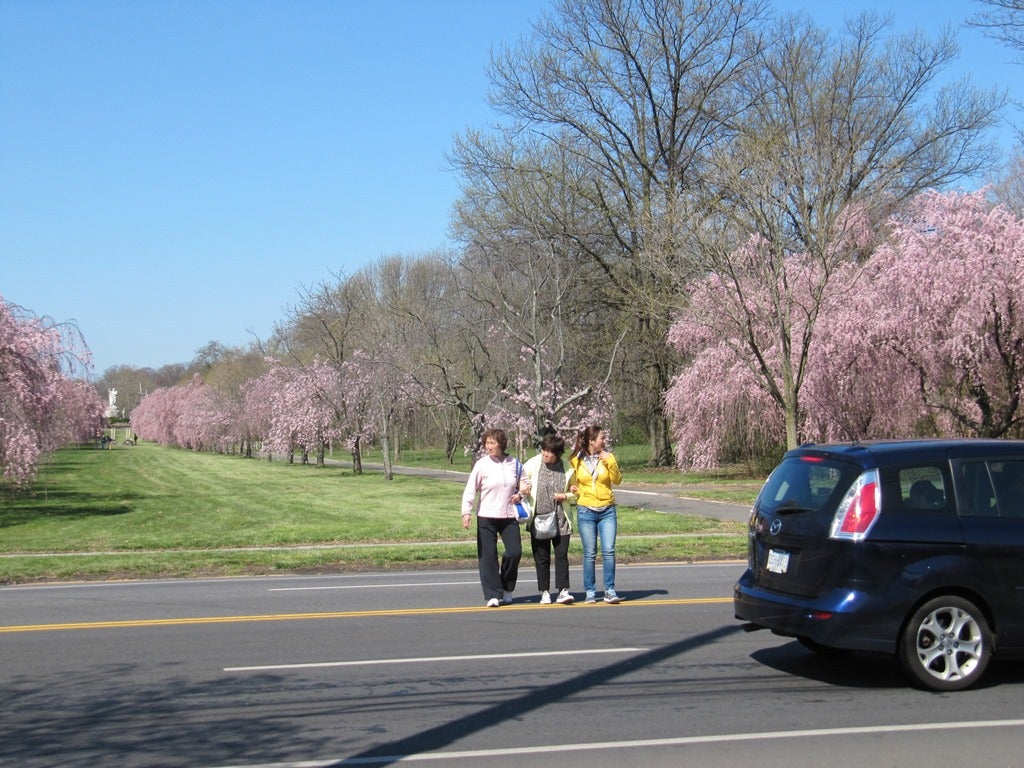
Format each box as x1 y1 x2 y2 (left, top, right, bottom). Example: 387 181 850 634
487 348 617 459
340 347 423 479
259 359 345 466
49 377 110 448
664 240 864 465
173 373 238 452
666 189 1024 467
130 385 182 446
800 328 920 442
239 362 289 459
130 374 236 451
0 297 104 487
664 340 782 470
860 189 1024 437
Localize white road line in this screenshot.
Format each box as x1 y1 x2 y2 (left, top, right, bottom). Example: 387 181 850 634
268 581 479 592
224 647 648 672
210 719 1024 767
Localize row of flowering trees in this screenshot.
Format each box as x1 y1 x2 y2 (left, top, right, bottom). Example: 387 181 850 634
131 341 617 471
13 187 1014 485
132 189 1023 473
0 296 106 488
665 189 1024 468
130 355 399 472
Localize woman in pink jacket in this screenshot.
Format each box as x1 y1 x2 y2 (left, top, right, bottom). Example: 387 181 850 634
461 428 524 607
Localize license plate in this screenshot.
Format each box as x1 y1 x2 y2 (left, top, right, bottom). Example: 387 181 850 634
766 548 790 574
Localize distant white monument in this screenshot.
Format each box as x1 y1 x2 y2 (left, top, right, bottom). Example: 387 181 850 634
105 388 119 419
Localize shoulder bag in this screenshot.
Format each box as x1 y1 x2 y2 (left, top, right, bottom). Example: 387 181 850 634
532 509 557 539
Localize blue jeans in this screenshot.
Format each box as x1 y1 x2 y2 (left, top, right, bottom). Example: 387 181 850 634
577 505 616 593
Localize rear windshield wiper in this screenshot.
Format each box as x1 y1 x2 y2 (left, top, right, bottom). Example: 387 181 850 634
773 502 816 514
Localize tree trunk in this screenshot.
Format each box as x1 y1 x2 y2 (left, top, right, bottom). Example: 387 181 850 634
785 403 799 451
352 436 363 475
381 433 393 480
647 409 675 467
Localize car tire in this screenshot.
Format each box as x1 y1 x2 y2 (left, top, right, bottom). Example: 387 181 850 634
899 596 991 691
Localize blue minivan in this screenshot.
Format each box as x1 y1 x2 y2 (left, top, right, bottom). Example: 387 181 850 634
734 439 1024 691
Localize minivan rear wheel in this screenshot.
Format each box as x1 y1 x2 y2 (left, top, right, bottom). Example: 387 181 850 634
899 596 991 691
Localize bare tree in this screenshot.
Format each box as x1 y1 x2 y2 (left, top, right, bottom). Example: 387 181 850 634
990 148 1024 212
368 252 509 460
450 137 624 443
276 270 375 366
451 0 769 465
969 0 1024 56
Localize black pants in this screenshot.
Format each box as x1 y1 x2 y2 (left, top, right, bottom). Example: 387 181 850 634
531 531 571 593
476 517 522 600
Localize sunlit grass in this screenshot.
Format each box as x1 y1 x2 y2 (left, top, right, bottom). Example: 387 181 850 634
0 442 750 583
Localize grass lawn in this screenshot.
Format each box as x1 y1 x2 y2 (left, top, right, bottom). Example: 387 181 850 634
345 444 768 505
0 442 755 584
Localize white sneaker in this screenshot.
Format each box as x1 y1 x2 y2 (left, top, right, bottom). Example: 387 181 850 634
540 591 551 604
556 589 575 604
486 598 500 607
603 590 622 604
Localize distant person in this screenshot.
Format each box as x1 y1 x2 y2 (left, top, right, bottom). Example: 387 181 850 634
519 431 576 605
569 425 623 603
461 428 524 607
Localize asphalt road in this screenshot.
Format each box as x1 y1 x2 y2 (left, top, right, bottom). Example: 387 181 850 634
3 563 1023 767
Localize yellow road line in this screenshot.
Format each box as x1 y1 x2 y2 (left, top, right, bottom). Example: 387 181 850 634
0 597 732 634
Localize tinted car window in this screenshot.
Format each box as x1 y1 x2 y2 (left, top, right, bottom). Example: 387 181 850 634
757 456 859 514
898 466 948 512
956 460 1024 517
991 460 1024 518
959 461 999 517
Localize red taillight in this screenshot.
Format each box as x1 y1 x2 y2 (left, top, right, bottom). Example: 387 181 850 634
830 470 881 541
838 481 878 533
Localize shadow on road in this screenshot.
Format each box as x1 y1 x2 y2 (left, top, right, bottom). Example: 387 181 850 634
751 641 1024 691
344 624 740 765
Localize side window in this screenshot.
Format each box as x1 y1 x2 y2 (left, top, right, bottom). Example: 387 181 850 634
991 460 1024 518
898 466 948 512
957 461 997 517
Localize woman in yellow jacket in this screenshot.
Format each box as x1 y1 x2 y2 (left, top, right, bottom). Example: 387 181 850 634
569 425 623 603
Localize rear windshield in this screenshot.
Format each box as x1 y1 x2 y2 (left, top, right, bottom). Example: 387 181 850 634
756 456 862 515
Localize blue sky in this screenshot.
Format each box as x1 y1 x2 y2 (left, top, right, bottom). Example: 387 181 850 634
2 0 1020 377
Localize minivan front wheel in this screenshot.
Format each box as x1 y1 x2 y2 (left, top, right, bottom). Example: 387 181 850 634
899 596 991 691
